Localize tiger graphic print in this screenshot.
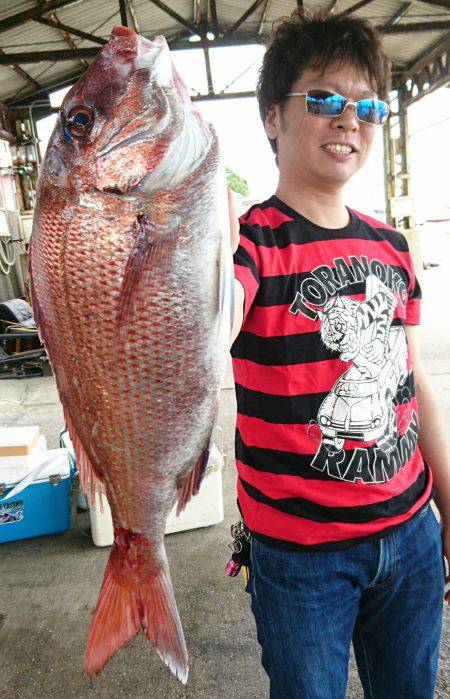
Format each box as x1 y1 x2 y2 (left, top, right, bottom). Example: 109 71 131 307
314 274 408 456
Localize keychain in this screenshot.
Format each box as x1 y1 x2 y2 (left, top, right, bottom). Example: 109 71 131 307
225 519 251 581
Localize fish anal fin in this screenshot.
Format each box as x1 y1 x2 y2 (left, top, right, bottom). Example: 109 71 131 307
85 529 188 684
174 443 211 518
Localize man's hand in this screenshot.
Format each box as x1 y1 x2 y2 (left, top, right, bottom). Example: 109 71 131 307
228 187 240 254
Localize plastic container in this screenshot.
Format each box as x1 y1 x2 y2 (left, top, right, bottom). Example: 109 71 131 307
165 443 224 534
0 425 46 483
0 449 71 543
89 487 114 547
88 442 225 547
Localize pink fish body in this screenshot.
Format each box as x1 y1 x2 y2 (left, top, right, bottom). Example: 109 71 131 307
29 26 233 683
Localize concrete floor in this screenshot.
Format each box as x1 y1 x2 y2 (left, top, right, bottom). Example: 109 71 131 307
1 223 450 698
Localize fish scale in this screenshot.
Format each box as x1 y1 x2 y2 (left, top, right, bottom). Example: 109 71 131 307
29 26 233 684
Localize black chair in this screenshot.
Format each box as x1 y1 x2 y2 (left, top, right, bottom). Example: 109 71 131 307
0 332 46 379
0 298 36 330
0 298 46 379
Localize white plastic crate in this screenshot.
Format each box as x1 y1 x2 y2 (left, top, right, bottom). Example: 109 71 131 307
88 443 225 547
166 444 224 534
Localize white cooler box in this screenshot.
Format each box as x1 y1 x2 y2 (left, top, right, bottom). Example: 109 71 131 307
0 425 47 483
89 443 225 547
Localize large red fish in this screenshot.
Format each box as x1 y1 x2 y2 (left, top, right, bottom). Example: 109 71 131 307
29 26 233 683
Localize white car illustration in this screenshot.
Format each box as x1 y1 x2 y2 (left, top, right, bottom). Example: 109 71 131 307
317 325 408 450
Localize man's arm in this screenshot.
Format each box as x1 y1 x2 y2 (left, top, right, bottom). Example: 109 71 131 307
230 279 245 348
406 323 450 600
227 187 245 348
405 324 450 521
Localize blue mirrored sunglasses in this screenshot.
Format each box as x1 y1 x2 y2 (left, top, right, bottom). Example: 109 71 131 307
286 89 390 125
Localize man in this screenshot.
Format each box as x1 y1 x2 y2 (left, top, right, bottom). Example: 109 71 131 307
227 9 450 699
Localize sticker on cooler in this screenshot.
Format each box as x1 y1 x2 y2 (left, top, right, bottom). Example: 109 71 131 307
0 499 24 524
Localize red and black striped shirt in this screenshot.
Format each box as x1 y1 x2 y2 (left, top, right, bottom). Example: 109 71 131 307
231 194 432 551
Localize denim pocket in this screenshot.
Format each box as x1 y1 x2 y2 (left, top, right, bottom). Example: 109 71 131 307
417 503 430 518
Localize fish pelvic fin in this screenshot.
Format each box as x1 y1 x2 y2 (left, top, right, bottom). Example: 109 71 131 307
85 528 188 684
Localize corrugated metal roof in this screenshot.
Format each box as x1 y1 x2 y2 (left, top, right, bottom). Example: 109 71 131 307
0 0 448 105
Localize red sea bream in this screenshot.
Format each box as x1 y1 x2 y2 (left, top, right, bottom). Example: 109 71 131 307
29 25 233 683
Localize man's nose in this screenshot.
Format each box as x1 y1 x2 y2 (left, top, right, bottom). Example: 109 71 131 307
331 103 360 131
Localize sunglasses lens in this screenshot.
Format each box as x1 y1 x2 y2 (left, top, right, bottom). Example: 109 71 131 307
357 99 389 125
306 90 346 116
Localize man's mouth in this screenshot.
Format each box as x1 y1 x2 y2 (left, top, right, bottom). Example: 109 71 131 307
321 142 356 155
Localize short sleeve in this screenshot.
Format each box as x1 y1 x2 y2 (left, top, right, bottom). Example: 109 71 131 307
405 251 421 325
233 221 261 323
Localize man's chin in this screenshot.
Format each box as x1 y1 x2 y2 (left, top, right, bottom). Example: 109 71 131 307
291 163 359 189
316 167 357 187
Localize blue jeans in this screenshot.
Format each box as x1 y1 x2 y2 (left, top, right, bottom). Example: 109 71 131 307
245 504 445 699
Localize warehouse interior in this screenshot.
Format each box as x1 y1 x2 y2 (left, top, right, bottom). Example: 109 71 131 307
1 0 450 696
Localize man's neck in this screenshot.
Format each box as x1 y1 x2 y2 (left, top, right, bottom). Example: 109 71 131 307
275 179 350 230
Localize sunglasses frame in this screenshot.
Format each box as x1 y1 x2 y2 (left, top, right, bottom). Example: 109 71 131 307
285 90 390 126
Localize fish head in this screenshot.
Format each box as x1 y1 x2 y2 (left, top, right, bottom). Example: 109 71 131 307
43 26 212 199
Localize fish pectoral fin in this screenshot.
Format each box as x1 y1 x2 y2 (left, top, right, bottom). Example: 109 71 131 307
117 213 179 338
173 441 211 517
85 530 188 684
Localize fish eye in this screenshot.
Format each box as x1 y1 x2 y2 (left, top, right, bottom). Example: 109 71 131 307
65 105 95 140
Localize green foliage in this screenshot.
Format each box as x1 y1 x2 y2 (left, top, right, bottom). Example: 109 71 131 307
226 166 249 197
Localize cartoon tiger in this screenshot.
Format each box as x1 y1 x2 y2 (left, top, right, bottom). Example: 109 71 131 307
317 291 396 366
315 282 405 454
317 295 360 361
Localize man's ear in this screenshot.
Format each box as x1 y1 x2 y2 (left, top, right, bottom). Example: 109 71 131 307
264 103 279 140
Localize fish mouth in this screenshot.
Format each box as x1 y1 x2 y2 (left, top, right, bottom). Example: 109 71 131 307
110 25 167 63
94 29 175 160
91 29 205 197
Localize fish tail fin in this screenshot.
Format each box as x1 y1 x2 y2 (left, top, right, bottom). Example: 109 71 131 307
140 562 188 683
84 551 141 676
85 528 188 684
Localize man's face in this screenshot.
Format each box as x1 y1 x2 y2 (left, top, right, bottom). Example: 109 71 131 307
265 60 379 189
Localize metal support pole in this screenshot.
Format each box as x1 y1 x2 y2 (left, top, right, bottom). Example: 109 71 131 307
383 86 413 230
119 0 128 26
203 44 214 95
